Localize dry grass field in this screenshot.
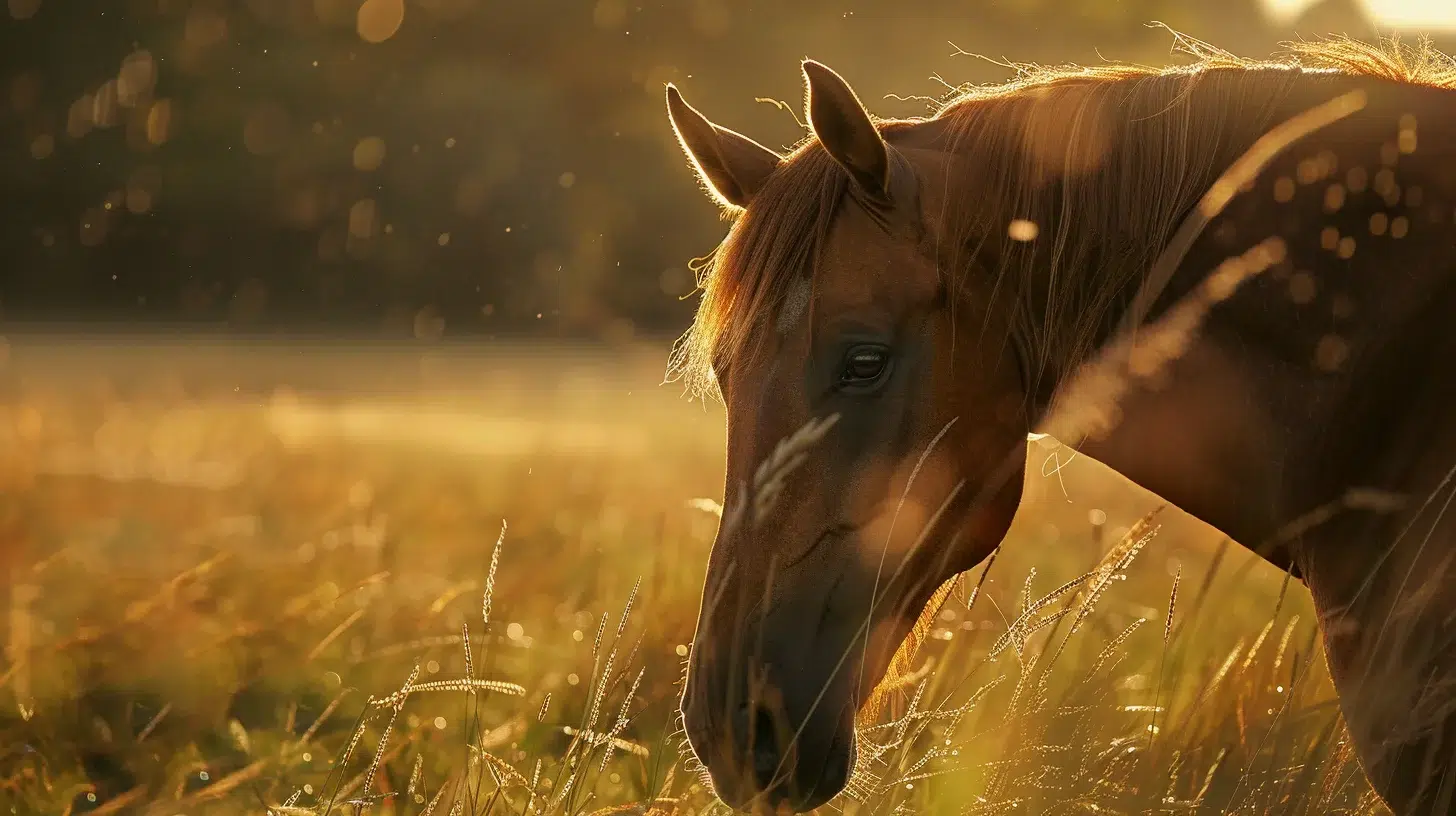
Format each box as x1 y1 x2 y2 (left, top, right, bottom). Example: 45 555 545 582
0 334 1384 814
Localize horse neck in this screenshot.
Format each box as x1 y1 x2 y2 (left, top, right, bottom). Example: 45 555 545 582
1021 68 1395 550
1017 68 1317 382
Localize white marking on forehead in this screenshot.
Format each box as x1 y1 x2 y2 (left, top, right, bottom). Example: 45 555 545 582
775 275 812 334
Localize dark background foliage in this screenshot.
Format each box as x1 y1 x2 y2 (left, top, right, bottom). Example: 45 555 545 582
0 0 1440 341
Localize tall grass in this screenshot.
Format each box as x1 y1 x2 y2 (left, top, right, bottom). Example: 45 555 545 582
0 344 1382 814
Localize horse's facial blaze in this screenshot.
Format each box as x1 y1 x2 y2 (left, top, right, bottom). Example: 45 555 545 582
679 199 1028 811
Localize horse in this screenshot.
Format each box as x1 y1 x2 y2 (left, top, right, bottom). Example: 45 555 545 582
664 36 1456 814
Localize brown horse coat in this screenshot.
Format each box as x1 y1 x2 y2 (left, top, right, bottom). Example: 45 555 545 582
667 38 1456 814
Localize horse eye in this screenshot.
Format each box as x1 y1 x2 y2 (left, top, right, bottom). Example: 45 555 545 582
840 346 889 385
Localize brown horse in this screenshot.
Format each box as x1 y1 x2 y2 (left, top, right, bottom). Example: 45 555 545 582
666 38 1456 814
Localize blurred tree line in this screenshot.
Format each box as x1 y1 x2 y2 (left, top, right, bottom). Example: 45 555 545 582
0 0 1440 342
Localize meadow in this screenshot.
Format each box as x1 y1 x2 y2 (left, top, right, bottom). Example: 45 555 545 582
0 335 1385 815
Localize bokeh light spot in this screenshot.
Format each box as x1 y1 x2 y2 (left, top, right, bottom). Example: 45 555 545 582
66 95 93 139
357 0 405 43
117 50 156 108
8 0 40 20
29 134 53 160
348 198 378 239
353 136 387 171
146 99 172 145
1007 219 1039 242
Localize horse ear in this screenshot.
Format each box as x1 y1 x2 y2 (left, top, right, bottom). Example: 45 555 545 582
666 84 782 210
802 60 889 197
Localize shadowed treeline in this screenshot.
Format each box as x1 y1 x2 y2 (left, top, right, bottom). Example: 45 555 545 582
2 0 1433 342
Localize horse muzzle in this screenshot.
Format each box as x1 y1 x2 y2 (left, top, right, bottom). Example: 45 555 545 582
680 598 863 812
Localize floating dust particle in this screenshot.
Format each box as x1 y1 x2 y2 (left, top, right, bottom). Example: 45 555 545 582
1007 218 1038 242
1320 227 1340 250
1390 216 1409 239
1337 236 1356 259
1323 183 1345 212
79 207 108 246
1369 213 1388 236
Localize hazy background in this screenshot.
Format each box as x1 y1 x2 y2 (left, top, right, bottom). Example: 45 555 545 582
3 0 1451 343
7 3 1456 813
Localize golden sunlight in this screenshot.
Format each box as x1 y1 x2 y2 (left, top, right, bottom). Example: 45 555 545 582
1361 0 1456 29
1265 0 1456 28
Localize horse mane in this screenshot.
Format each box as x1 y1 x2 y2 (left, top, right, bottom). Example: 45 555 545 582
667 34 1456 400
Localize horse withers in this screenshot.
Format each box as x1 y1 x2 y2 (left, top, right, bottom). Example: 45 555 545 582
666 40 1456 814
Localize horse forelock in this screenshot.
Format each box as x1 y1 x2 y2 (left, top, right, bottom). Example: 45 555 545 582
667 34 1456 402
668 143 848 400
